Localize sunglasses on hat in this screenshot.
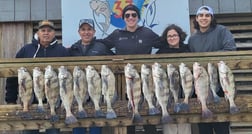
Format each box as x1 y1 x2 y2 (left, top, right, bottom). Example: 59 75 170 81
124 13 138 18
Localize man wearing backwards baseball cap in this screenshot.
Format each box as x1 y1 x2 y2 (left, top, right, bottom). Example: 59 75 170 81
189 5 236 134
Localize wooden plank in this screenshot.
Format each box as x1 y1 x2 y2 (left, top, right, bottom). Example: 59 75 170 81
236 43 252 49
46 0 61 20
203 0 220 14
0 95 249 130
31 0 46 20
188 0 203 15
234 0 252 13
233 32 252 39
227 25 252 31
14 0 30 21
0 0 14 21
219 0 235 13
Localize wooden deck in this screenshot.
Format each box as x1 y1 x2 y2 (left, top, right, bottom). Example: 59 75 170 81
0 51 251 133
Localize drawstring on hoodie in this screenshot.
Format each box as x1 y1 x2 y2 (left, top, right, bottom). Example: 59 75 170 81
33 39 57 58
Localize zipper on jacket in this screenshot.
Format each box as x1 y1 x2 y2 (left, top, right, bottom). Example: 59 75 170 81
44 48 47 56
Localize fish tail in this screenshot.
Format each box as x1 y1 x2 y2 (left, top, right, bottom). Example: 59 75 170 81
106 109 117 119
132 113 143 123
65 115 78 125
148 107 160 115
77 110 87 119
180 102 190 112
202 108 213 118
161 115 173 123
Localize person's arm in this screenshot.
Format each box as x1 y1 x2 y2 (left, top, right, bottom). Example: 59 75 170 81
98 30 118 49
221 27 237 51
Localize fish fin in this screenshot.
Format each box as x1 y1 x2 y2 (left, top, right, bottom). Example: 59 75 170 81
127 101 132 111
95 110 105 118
148 107 160 115
230 106 239 114
37 105 45 113
161 115 173 123
65 115 78 125
132 113 143 123
50 115 59 122
106 109 117 119
202 108 213 118
77 110 88 118
180 103 190 112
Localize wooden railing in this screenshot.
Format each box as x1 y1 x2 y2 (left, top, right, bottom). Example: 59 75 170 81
0 51 252 132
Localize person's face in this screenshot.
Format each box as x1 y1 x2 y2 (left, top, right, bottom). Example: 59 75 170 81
124 10 138 28
78 24 95 45
166 29 180 48
37 27 55 47
196 9 212 30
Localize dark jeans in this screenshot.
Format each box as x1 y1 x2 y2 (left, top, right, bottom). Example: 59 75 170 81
127 125 157 134
23 128 60 134
73 127 102 134
198 122 230 134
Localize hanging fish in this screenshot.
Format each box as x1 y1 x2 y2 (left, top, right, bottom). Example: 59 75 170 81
141 64 160 115
86 65 105 118
101 65 117 119
167 64 181 113
18 67 33 119
207 63 221 103
58 66 78 124
152 62 173 123
218 61 239 114
33 67 45 113
179 63 193 112
44 65 60 122
125 63 143 123
193 62 213 118
73 66 89 118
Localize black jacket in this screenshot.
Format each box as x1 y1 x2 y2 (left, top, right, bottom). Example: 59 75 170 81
5 38 69 103
101 26 160 55
156 42 190 54
68 38 114 56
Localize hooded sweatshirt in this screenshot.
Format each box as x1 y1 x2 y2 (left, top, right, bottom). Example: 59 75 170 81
189 24 236 52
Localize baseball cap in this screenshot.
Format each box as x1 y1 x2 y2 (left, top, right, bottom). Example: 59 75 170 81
122 4 140 19
79 19 95 29
196 5 214 16
38 20 55 29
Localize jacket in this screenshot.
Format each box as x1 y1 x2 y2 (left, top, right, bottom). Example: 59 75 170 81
102 26 160 55
68 38 114 56
189 24 236 52
156 42 190 54
5 38 69 103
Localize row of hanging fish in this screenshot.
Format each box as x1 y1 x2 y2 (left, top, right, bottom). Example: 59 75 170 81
17 61 238 124
17 65 117 125
125 61 239 123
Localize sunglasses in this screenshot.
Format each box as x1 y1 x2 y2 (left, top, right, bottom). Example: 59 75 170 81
124 13 138 18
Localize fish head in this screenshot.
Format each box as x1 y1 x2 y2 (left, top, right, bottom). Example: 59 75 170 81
58 66 68 79
141 64 151 75
86 65 96 78
33 67 43 78
218 61 228 78
73 66 82 78
124 63 137 78
167 64 177 76
193 62 203 79
101 65 109 76
152 63 163 77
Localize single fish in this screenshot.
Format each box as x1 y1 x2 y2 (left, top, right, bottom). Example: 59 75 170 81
124 63 143 123
193 62 213 118
101 65 117 119
207 63 221 103
33 67 45 113
218 61 239 114
141 64 160 115
18 67 33 119
73 66 88 118
58 66 78 124
44 65 60 122
86 65 105 118
167 64 181 113
179 63 193 112
152 62 173 123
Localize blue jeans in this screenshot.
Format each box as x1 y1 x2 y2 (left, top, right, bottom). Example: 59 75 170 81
23 128 60 134
73 127 101 134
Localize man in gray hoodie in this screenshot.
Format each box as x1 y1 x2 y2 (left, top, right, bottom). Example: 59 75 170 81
188 5 236 134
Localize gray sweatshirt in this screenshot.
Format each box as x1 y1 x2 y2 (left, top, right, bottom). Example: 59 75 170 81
189 24 236 52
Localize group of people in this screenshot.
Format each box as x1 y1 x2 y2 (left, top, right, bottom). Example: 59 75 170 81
5 4 236 134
